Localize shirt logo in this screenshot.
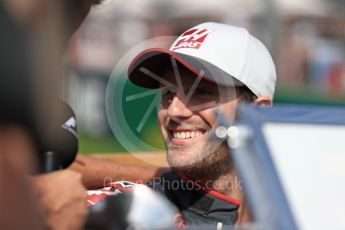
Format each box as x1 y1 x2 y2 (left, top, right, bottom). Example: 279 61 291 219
172 28 212 50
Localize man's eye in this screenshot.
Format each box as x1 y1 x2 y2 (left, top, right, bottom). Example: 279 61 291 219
160 87 176 98
194 88 216 96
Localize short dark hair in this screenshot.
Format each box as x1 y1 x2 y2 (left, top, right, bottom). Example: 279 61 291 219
236 86 257 103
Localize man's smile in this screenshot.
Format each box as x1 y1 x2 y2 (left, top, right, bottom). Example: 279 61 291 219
167 128 206 145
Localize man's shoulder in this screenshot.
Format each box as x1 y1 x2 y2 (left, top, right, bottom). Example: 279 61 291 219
86 171 181 207
147 171 181 188
86 181 142 206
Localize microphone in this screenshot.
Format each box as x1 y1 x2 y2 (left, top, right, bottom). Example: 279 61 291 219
38 100 78 173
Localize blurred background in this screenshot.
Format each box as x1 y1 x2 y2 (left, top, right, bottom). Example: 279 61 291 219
61 0 345 153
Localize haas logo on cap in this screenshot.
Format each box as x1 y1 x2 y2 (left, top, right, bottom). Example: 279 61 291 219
172 28 212 50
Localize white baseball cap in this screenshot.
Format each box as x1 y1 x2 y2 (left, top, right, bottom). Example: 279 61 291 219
128 22 276 99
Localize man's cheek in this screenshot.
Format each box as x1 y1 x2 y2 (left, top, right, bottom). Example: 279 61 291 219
199 107 218 128
158 121 169 142
161 127 169 142
217 104 237 123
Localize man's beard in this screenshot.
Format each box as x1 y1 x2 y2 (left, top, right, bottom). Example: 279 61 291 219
164 117 234 180
167 140 233 181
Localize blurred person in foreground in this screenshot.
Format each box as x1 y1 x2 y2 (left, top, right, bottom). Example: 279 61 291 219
0 1 99 229
1 0 162 229
88 22 276 228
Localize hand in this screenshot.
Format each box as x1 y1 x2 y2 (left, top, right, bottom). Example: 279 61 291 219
29 170 88 230
69 154 170 189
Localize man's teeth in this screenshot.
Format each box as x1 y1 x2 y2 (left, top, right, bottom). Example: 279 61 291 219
172 131 202 139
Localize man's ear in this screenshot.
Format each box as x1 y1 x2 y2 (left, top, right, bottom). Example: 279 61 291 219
253 96 272 106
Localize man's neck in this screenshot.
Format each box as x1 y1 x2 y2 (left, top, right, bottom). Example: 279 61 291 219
180 163 242 200
210 171 241 198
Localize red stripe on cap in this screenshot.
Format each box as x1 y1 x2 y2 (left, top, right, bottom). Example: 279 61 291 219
128 48 218 86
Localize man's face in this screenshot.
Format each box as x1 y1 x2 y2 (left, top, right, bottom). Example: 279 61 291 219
157 66 242 173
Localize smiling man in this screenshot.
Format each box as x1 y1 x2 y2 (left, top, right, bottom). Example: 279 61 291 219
155 67 242 178
128 22 276 227
89 22 276 228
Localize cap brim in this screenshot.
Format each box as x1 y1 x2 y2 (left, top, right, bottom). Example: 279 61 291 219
128 48 244 88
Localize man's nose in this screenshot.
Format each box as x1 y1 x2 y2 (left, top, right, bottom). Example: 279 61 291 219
167 95 193 118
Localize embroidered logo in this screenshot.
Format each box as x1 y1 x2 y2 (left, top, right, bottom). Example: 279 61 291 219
172 28 212 50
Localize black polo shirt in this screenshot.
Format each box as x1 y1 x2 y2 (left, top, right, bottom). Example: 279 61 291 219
87 171 240 229
147 171 240 228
